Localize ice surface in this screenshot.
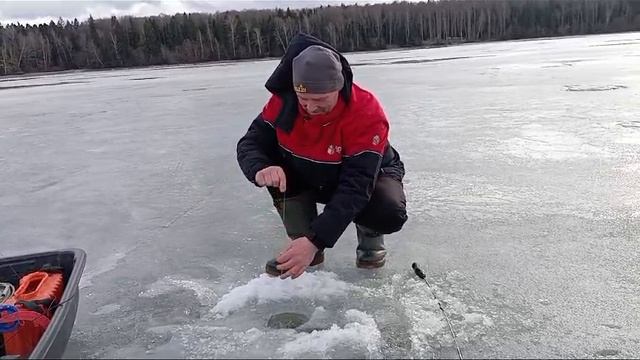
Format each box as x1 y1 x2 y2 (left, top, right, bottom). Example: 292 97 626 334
1 32 639 358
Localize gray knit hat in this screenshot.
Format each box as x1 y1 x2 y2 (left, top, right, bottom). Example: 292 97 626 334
292 45 344 94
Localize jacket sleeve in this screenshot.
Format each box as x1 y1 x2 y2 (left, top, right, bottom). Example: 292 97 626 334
236 95 282 185
307 99 389 250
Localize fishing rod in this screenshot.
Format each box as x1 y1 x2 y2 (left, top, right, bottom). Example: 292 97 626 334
411 262 463 360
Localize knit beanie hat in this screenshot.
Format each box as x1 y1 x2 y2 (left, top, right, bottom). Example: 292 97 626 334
292 45 344 94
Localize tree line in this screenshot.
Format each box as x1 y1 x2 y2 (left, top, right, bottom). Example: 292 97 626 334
1 0 639 76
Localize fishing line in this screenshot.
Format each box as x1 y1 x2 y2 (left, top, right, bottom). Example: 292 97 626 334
411 262 463 360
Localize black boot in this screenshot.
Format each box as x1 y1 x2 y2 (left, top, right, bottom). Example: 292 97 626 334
265 192 324 276
356 225 386 268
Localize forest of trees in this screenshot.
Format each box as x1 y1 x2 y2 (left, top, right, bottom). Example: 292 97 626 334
1 0 639 76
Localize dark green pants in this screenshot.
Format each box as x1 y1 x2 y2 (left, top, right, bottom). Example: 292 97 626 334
269 175 407 245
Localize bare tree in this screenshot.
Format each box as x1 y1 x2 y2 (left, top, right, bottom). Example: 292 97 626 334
274 17 290 52
205 20 216 59
40 33 49 71
404 10 411 44
243 18 252 57
227 14 237 58
253 27 262 56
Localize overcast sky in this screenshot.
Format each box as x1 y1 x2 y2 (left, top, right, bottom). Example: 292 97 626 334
0 0 391 25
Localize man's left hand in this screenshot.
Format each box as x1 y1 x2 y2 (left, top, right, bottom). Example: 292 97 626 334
276 237 318 279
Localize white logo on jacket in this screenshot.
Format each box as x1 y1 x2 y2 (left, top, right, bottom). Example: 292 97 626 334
327 145 342 155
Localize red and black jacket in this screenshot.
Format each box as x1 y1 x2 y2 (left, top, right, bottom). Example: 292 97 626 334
237 33 404 250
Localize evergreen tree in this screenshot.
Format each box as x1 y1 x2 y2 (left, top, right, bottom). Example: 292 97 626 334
0 0 638 75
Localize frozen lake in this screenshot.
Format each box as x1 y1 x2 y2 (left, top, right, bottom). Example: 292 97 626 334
1 31 639 358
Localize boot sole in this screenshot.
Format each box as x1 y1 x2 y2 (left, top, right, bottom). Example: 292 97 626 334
356 258 386 269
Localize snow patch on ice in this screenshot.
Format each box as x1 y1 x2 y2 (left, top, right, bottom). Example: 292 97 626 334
139 276 218 306
154 309 382 359
142 271 494 359
619 163 640 172
212 271 353 317
615 134 640 145
564 84 627 92
91 303 122 316
400 279 446 356
464 312 495 327
503 124 605 160
173 325 266 358
279 309 382 358
80 251 127 289
365 273 493 355
404 172 538 220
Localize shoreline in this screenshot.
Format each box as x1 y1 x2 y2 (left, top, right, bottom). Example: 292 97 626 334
1 29 638 80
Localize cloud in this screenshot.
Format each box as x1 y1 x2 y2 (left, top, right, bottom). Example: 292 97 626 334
0 0 391 26
0 0 196 24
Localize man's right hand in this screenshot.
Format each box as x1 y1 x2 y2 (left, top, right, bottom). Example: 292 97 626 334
255 166 287 193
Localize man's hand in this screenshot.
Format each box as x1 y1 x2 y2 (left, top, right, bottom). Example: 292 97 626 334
255 166 286 193
276 237 318 279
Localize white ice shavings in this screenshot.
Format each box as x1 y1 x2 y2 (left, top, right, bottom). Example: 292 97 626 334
150 308 383 359
279 309 383 359
212 271 353 317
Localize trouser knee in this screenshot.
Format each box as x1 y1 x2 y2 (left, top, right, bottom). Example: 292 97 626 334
355 175 408 234
357 206 407 234
270 190 318 239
